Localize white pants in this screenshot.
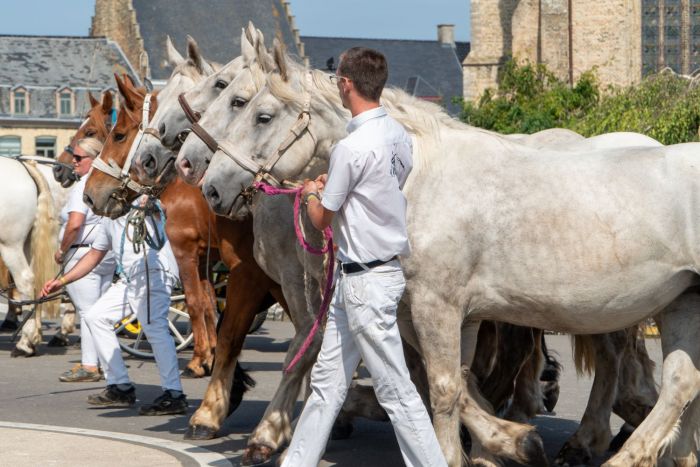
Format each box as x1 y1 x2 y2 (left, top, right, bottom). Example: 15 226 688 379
64 247 115 367
281 262 447 467
83 269 182 391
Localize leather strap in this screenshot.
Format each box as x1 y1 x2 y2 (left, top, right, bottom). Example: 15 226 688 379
178 93 202 123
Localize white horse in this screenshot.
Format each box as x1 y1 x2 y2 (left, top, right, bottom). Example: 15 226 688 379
0 157 65 357
190 48 700 467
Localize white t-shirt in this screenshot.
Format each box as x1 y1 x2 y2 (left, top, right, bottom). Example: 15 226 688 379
321 106 413 264
91 199 179 282
58 173 102 245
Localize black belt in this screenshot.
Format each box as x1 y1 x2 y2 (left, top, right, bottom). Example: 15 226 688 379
340 256 397 274
69 243 91 249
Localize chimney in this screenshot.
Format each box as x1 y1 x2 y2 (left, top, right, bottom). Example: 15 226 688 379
437 24 455 47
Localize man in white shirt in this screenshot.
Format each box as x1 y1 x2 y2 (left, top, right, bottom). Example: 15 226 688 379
42 197 186 415
280 47 446 467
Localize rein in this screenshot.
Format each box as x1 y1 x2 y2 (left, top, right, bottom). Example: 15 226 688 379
254 181 335 373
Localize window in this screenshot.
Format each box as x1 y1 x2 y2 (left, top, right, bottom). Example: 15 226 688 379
59 92 72 115
14 90 27 114
0 136 21 157
35 136 56 158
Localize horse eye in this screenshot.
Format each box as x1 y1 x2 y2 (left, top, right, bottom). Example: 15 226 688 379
85 129 96 137
231 97 247 108
214 79 228 90
114 133 126 142
257 114 272 124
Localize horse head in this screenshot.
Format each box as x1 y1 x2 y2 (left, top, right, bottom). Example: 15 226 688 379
83 74 159 218
198 39 348 219
54 91 113 188
176 25 278 187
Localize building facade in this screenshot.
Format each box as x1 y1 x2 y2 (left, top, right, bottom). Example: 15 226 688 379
464 0 698 102
0 35 135 157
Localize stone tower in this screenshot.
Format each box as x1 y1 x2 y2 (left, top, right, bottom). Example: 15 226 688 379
464 0 643 101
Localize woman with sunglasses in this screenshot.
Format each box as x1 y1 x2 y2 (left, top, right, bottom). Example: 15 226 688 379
55 137 116 382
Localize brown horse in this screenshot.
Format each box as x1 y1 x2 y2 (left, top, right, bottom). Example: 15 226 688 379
84 74 287 432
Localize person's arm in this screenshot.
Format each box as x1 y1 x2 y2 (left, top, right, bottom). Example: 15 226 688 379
55 211 86 263
302 178 334 231
41 248 107 297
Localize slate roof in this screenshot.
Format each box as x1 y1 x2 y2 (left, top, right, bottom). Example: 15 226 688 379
131 0 301 81
301 36 468 115
0 35 137 123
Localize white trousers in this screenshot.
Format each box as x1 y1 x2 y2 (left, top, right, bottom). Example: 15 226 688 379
281 262 447 467
83 270 182 391
64 247 115 367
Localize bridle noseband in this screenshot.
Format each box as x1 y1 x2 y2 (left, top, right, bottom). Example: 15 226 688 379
178 92 218 151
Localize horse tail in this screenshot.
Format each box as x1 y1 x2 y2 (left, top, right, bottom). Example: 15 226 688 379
0 256 9 289
572 334 596 376
22 161 60 319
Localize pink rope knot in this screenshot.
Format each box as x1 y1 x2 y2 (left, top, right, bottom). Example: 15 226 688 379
253 181 335 372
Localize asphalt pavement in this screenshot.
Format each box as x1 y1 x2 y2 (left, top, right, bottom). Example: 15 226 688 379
0 303 663 466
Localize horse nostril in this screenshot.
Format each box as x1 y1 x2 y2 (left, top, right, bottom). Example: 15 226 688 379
143 154 156 175
159 122 166 137
182 157 192 170
205 184 220 205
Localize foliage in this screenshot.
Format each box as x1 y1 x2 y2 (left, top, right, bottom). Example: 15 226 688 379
458 60 700 144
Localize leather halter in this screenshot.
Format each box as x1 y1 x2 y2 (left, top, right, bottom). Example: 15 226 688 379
190 71 315 203
92 93 159 196
178 92 218 151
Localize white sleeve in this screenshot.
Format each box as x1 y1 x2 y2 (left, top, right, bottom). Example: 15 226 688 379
66 179 89 215
321 143 364 212
90 219 111 252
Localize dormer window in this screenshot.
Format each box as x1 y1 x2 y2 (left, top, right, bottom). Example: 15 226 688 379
11 88 28 115
56 87 74 116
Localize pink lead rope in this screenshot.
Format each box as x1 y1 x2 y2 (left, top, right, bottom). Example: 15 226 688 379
253 181 335 373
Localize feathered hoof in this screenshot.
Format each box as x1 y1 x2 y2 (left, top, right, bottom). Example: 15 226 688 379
47 332 71 347
11 346 35 358
184 424 218 440
242 444 275 466
518 430 549 467
608 424 634 452
330 421 354 440
181 366 206 379
554 441 591 467
0 319 18 332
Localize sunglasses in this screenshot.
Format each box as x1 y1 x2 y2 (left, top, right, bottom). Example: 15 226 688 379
72 154 90 162
330 74 351 84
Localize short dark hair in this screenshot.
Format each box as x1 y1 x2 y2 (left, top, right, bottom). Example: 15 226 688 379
337 47 388 101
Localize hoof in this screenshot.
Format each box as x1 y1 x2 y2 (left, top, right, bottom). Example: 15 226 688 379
330 422 354 440
48 332 70 347
184 424 218 440
181 367 205 379
518 430 548 467
242 444 275 466
542 380 560 413
11 347 35 358
554 441 591 467
0 319 18 332
608 423 634 452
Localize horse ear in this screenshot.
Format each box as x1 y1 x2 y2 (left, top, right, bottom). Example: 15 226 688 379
165 35 185 67
115 73 140 111
186 35 214 76
241 27 256 64
256 34 276 74
273 38 288 81
88 92 100 108
101 91 113 115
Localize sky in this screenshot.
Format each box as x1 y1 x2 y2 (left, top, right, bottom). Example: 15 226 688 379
0 0 470 42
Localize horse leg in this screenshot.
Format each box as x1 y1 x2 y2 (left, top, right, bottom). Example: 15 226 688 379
605 294 700 467
185 263 273 439
504 328 545 423
1 244 39 357
177 256 213 378
657 393 700 467
48 309 75 347
554 331 626 466
199 274 218 375
243 277 322 465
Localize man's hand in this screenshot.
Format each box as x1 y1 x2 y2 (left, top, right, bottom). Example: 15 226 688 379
314 174 328 192
301 179 319 197
53 250 64 265
41 279 63 297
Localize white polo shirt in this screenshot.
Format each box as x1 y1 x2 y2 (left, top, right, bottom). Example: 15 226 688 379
58 173 103 245
321 106 413 264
